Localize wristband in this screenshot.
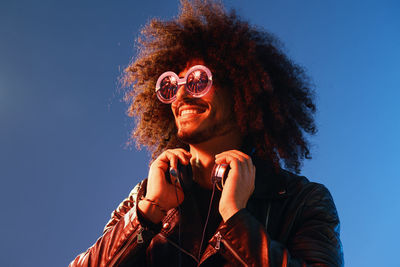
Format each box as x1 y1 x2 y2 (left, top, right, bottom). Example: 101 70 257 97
140 197 167 214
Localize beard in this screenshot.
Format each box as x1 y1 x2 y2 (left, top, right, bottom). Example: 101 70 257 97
177 115 236 144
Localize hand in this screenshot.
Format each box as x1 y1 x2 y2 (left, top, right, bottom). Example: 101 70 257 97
138 148 191 223
215 150 256 222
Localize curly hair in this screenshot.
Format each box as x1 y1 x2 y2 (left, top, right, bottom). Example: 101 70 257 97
123 0 316 173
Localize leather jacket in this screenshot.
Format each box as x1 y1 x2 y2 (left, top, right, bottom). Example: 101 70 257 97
69 157 343 266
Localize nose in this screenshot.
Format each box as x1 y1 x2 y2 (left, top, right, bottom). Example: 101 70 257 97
173 83 192 104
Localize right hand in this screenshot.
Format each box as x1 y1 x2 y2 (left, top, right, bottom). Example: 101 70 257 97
138 149 191 222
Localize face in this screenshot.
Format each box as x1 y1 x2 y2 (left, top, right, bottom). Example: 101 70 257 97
171 59 236 144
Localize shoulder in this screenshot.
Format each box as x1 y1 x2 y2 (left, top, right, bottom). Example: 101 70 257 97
279 170 339 222
280 170 334 203
278 172 343 266
279 170 336 209
253 156 335 203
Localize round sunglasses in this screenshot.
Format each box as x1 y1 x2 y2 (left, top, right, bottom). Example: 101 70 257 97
155 65 213 104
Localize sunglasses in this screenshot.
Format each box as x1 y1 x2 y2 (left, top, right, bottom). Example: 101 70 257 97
155 65 213 104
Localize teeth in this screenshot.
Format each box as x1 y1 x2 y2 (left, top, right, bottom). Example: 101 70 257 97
180 109 199 116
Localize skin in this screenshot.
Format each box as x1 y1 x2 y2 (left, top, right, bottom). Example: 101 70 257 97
138 59 256 223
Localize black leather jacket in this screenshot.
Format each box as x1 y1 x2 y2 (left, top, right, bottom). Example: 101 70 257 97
70 158 343 266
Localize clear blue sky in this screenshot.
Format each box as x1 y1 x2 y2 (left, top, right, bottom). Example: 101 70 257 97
1 0 399 266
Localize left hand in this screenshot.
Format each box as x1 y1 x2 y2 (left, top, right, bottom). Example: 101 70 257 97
215 150 256 222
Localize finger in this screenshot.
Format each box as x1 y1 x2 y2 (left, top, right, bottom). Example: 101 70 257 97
215 150 251 161
171 149 192 165
162 150 190 168
166 150 191 185
164 151 179 172
216 150 253 170
215 152 246 166
215 154 241 172
151 157 170 173
233 151 254 171
215 154 254 182
173 148 192 156
229 150 251 159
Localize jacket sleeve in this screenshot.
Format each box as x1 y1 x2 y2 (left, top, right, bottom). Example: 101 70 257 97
69 180 157 267
213 184 343 267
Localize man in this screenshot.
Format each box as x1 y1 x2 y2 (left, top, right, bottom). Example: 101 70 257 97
70 1 343 266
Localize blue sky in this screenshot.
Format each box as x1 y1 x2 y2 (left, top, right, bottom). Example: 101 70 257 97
1 0 399 266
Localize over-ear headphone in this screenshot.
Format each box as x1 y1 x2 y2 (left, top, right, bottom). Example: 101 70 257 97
211 163 230 191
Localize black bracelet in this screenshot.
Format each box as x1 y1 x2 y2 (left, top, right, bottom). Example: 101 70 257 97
140 197 167 214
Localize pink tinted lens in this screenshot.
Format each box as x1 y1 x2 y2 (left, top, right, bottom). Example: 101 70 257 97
186 69 209 95
158 75 178 101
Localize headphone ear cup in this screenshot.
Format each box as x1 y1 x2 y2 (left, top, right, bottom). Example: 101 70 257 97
221 165 230 188
211 163 230 191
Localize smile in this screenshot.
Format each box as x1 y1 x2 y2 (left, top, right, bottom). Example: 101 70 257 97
178 106 207 117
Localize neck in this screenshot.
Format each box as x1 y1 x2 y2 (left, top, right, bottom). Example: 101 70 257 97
189 130 242 189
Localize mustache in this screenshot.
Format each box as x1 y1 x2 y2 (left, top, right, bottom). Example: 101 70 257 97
174 98 208 110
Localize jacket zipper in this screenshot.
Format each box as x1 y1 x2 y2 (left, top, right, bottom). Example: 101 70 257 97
214 232 248 267
137 227 144 243
215 232 222 250
109 226 144 267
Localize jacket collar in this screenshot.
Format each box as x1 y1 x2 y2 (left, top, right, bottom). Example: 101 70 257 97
177 154 290 200
252 156 290 199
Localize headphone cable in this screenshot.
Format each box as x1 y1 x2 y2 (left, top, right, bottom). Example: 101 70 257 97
197 180 217 263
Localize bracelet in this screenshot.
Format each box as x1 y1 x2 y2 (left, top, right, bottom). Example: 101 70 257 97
140 197 167 214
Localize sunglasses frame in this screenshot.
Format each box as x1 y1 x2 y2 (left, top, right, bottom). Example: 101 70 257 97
155 65 213 104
